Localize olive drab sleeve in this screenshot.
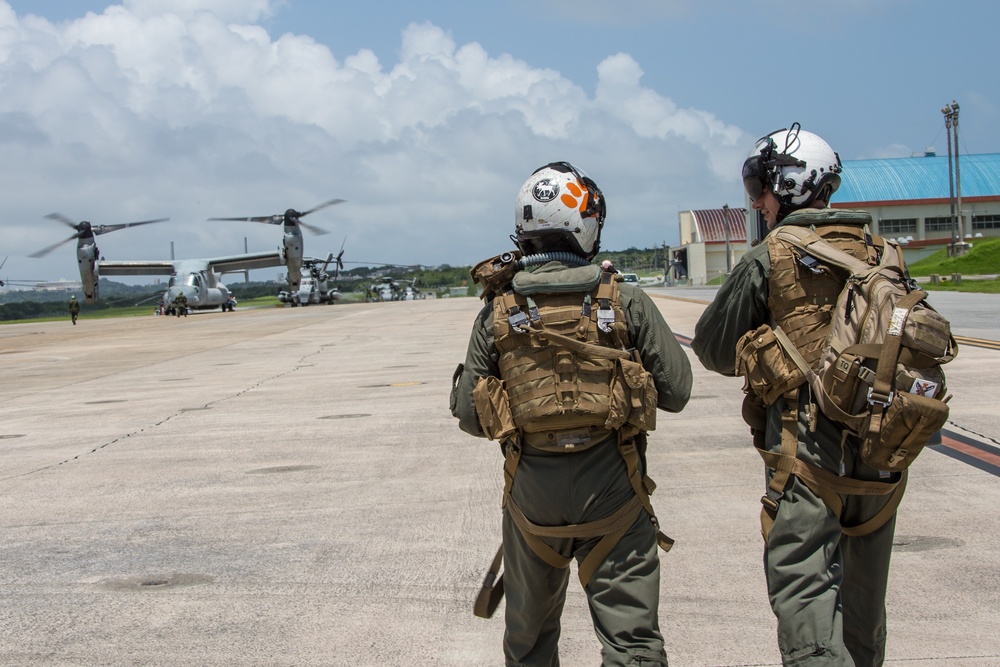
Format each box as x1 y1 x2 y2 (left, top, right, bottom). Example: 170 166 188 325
623 286 693 414
692 244 771 376
452 302 499 438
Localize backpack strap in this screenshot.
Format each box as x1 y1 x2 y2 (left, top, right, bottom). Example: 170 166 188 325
773 225 876 275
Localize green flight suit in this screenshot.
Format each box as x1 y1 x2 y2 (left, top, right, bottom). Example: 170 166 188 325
453 261 692 667
691 209 898 667
174 293 188 317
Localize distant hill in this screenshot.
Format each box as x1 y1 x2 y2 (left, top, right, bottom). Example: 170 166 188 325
907 237 1000 277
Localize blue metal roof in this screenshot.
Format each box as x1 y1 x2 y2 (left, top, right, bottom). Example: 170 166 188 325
832 153 1000 204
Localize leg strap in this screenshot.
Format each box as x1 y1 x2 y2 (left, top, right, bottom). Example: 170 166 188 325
756 446 906 541
507 495 644 588
475 434 671 618
618 436 674 553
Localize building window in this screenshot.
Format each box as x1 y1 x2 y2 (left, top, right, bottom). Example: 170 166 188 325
878 218 916 235
925 216 956 232
973 214 1000 230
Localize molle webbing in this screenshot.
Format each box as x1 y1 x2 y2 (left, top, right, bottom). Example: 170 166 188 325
492 272 628 436
768 224 880 368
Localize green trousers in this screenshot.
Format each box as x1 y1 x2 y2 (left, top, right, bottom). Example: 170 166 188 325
501 442 668 667
764 399 897 666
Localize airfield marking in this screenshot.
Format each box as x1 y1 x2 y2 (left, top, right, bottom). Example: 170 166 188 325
934 429 1000 477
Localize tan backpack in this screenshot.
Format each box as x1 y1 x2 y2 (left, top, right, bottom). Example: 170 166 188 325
737 225 957 471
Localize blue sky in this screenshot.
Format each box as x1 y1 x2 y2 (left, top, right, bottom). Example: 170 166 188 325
2 0 998 283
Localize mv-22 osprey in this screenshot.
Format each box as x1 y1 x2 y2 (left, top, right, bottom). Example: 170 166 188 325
30 200 344 310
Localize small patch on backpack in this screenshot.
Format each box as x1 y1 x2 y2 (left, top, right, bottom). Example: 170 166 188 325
910 378 939 398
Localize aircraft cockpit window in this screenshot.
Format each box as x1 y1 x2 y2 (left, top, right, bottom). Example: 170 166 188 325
168 276 177 287
185 274 202 288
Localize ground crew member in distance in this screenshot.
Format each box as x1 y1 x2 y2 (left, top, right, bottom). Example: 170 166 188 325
69 294 80 325
173 291 188 317
692 125 903 666
452 162 692 666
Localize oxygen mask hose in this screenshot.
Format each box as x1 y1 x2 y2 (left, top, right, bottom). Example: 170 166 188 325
516 251 590 269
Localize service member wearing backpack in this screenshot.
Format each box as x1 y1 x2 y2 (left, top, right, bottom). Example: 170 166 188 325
452 162 692 666
692 125 953 667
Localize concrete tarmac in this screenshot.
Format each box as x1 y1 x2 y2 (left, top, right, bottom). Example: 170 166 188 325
1 292 998 666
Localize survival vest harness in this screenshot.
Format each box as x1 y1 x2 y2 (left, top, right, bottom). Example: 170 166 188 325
736 213 921 541
470 259 670 618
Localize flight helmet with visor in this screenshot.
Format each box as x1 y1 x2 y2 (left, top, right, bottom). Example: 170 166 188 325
742 123 843 223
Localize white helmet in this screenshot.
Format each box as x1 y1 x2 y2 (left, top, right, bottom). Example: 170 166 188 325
514 161 606 259
742 123 842 222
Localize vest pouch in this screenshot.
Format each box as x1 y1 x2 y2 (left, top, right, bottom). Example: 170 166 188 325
473 376 517 441
902 306 953 360
735 325 805 406
606 355 657 433
822 352 875 417
860 391 949 471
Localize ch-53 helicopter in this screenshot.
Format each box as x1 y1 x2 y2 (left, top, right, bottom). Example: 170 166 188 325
277 247 346 306
367 277 421 302
30 200 344 312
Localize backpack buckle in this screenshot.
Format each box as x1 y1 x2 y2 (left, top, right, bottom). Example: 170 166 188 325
867 387 894 407
760 493 780 513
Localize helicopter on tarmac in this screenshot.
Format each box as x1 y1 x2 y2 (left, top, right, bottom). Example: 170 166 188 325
277 247 345 306
367 276 422 302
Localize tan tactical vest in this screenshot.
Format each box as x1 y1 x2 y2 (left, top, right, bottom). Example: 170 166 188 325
767 216 884 368
492 269 630 447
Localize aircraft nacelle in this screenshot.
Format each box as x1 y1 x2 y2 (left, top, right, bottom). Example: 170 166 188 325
283 224 304 291
77 240 100 303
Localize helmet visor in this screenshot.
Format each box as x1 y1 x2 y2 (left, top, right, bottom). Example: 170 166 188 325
742 155 768 202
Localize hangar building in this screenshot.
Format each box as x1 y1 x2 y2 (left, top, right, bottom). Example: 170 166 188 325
672 151 1000 285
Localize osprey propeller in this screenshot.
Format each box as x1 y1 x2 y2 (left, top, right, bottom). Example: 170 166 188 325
208 199 345 236
29 213 170 258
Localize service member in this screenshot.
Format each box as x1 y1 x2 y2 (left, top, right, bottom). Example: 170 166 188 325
452 162 692 666
69 294 80 325
692 124 903 666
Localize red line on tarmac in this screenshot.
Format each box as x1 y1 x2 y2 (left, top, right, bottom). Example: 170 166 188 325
940 433 1000 468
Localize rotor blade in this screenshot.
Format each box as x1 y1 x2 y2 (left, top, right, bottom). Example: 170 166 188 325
0 256 6 271
300 199 346 217
29 234 80 258
44 212 80 228
207 215 284 224
92 218 170 236
298 220 330 236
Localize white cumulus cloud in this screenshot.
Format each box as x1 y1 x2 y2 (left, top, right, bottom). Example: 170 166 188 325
0 0 748 285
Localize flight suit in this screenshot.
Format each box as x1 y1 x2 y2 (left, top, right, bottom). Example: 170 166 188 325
68 298 80 325
174 293 188 317
691 209 898 667
454 261 692 667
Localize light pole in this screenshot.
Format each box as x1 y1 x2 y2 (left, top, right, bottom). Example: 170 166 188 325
941 101 966 256
952 101 964 244
942 104 957 254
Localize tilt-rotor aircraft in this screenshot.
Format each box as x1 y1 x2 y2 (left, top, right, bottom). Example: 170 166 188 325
29 200 344 311
29 213 170 301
